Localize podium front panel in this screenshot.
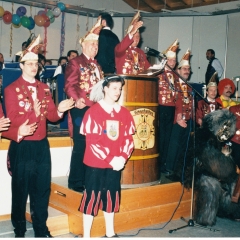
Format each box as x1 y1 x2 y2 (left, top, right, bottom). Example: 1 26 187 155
118 75 160 186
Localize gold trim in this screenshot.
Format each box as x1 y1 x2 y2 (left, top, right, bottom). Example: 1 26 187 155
0 136 72 150
123 102 158 107
129 153 159 161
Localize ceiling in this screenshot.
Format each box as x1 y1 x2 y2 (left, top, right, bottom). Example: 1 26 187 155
123 0 239 12
2 0 240 17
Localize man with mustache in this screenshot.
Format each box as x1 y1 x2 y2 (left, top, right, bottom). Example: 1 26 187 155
205 49 223 86
216 78 239 108
164 49 192 181
196 72 221 127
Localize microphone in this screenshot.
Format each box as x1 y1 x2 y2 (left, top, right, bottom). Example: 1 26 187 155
145 47 167 59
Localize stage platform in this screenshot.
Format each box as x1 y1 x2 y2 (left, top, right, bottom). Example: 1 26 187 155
48 176 191 237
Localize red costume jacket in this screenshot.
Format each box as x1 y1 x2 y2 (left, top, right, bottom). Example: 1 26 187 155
196 99 221 123
64 53 104 137
80 100 135 168
64 53 103 106
158 70 180 107
4 76 61 142
115 34 150 75
229 105 240 144
174 79 193 123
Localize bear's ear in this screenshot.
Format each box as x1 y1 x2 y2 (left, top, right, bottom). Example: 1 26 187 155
202 113 213 131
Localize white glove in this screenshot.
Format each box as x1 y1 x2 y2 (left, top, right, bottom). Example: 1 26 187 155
109 156 125 171
151 58 167 70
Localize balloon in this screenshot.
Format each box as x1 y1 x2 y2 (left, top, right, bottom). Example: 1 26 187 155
42 14 50 28
12 14 21 25
38 10 45 16
3 11 12 24
12 23 21 28
57 2 66 12
34 15 45 27
16 6 27 16
27 16 35 30
46 10 55 23
0 6 4 17
21 16 30 28
52 7 61 17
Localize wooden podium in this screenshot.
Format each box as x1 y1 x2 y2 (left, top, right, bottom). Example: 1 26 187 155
118 75 160 186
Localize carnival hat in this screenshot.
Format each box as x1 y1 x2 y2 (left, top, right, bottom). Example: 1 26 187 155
207 72 218 89
126 11 141 35
79 16 102 45
19 34 42 62
218 78 236 95
90 75 125 102
178 48 191 69
162 39 179 59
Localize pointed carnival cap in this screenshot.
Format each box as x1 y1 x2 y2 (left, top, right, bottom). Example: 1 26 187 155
162 39 179 59
218 78 236 95
206 72 218 89
178 48 191 69
79 16 102 45
19 35 42 62
126 11 141 35
90 75 125 102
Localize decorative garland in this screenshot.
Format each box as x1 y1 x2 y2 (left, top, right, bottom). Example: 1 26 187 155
43 6 48 56
75 12 80 51
60 11 65 56
9 2 14 57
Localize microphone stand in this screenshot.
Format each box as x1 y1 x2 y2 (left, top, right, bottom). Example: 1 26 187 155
156 55 218 233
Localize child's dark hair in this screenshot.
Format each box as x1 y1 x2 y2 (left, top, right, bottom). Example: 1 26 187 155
102 75 125 88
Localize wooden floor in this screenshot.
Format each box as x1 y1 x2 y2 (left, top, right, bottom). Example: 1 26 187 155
49 177 191 237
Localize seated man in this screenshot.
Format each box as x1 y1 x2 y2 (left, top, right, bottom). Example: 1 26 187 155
196 72 221 126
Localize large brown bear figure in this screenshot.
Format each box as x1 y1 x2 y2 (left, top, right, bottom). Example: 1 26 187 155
178 109 240 226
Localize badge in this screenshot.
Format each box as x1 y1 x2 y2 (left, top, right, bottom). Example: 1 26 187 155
106 120 119 141
18 94 23 100
19 101 25 107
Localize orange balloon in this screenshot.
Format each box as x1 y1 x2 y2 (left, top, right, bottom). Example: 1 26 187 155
41 14 50 28
34 15 45 27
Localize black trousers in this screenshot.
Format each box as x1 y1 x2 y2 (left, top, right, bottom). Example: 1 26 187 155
231 141 240 169
68 106 89 188
158 105 175 172
8 138 51 236
165 120 191 172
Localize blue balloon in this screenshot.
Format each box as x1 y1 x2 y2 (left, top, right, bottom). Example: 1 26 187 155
57 2 66 11
16 6 26 16
27 16 35 30
12 14 20 25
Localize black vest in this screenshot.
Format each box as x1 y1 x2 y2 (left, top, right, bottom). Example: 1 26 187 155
205 57 219 85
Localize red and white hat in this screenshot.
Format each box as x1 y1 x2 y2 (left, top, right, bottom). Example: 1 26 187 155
126 11 141 35
207 72 218 89
18 35 42 62
178 48 191 69
79 16 102 45
163 39 179 59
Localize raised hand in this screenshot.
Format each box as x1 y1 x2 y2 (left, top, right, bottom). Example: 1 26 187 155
58 97 75 113
34 99 41 117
